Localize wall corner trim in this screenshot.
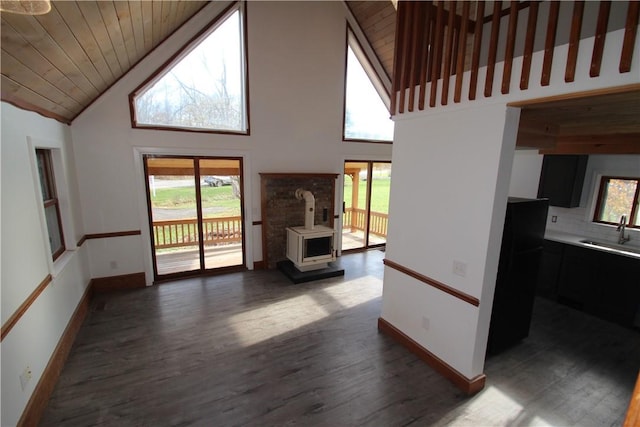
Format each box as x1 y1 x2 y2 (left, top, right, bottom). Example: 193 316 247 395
377 317 486 395
17 284 92 426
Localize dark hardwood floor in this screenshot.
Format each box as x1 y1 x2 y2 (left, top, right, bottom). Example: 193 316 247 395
41 250 639 426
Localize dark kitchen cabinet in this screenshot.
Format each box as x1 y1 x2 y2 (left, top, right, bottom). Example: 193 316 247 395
593 252 640 326
553 242 640 327
537 155 588 207
557 245 599 313
536 240 565 300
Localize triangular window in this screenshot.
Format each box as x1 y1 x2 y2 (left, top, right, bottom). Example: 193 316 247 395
343 30 394 142
131 3 248 134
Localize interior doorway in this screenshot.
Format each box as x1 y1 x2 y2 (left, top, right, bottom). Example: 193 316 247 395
342 161 391 252
144 155 245 281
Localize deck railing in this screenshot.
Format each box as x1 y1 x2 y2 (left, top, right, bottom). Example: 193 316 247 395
153 216 242 249
343 208 389 237
153 210 388 249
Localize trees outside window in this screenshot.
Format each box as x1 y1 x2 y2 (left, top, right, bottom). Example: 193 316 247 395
132 4 247 133
593 176 639 228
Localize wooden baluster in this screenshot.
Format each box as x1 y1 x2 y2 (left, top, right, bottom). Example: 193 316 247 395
485 0 502 97
418 1 433 110
620 0 639 73
469 1 485 100
390 1 406 115
501 1 519 94
454 1 469 103
591 1 611 77
541 1 560 86
441 0 456 105
520 0 539 90
408 2 424 112
430 1 445 107
451 25 459 76
565 1 584 82
398 1 414 113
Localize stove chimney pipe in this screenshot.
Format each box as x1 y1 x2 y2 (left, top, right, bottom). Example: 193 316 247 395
295 188 315 230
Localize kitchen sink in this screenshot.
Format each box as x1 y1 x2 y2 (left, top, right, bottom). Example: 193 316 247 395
579 239 640 257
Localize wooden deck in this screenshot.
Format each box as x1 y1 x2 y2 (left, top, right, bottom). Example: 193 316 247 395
341 230 386 251
156 244 243 275
155 231 385 274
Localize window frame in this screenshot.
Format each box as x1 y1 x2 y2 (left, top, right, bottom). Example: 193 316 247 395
36 149 66 261
342 26 393 144
592 175 640 229
129 1 250 135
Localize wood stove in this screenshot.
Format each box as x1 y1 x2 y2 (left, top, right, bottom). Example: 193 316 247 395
286 225 336 271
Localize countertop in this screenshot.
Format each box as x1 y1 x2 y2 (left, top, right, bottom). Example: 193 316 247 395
545 230 640 260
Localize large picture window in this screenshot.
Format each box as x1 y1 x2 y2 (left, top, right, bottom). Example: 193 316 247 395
131 3 248 134
36 149 66 260
593 176 639 228
343 29 394 143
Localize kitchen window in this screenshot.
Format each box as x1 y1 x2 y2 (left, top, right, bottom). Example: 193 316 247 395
36 149 66 260
592 176 639 228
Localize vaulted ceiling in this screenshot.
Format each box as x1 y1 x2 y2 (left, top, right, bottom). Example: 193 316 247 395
0 1 638 155
1 0 208 123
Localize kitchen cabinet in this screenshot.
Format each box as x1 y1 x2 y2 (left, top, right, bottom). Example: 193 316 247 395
536 240 564 300
537 155 588 207
556 245 599 313
594 251 640 326
547 241 640 327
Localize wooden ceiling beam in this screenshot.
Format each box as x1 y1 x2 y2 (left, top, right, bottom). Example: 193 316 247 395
540 142 640 155
555 133 640 145
517 119 559 137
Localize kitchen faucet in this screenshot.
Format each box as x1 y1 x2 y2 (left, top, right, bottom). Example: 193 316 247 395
617 215 630 244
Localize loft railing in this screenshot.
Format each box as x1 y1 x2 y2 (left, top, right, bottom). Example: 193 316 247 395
343 208 389 237
153 217 242 249
391 0 639 115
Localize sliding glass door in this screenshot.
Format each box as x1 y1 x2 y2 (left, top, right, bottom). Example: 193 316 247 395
144 156 244 280
342 161 391 251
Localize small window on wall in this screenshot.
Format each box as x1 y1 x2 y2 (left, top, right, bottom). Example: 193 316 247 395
36 149 66 260
343 30 394 143
593 176 639 228
131 3 248 134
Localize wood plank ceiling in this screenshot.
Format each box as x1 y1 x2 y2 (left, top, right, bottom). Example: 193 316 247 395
345 1 397 80
1 0 207 123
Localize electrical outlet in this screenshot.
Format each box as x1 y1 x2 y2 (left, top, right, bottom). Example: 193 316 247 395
421 316 430 331
19 366 32 391
110 261 118 269
551 216 558 223
453 260 467 277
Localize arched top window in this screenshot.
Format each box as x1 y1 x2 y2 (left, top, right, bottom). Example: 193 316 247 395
130 3 248 134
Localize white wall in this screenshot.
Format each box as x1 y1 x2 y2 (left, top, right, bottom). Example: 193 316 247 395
71 1 392 283
383 104 518 378
384 24 639 381
508 149 543 198
1 103 91 426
